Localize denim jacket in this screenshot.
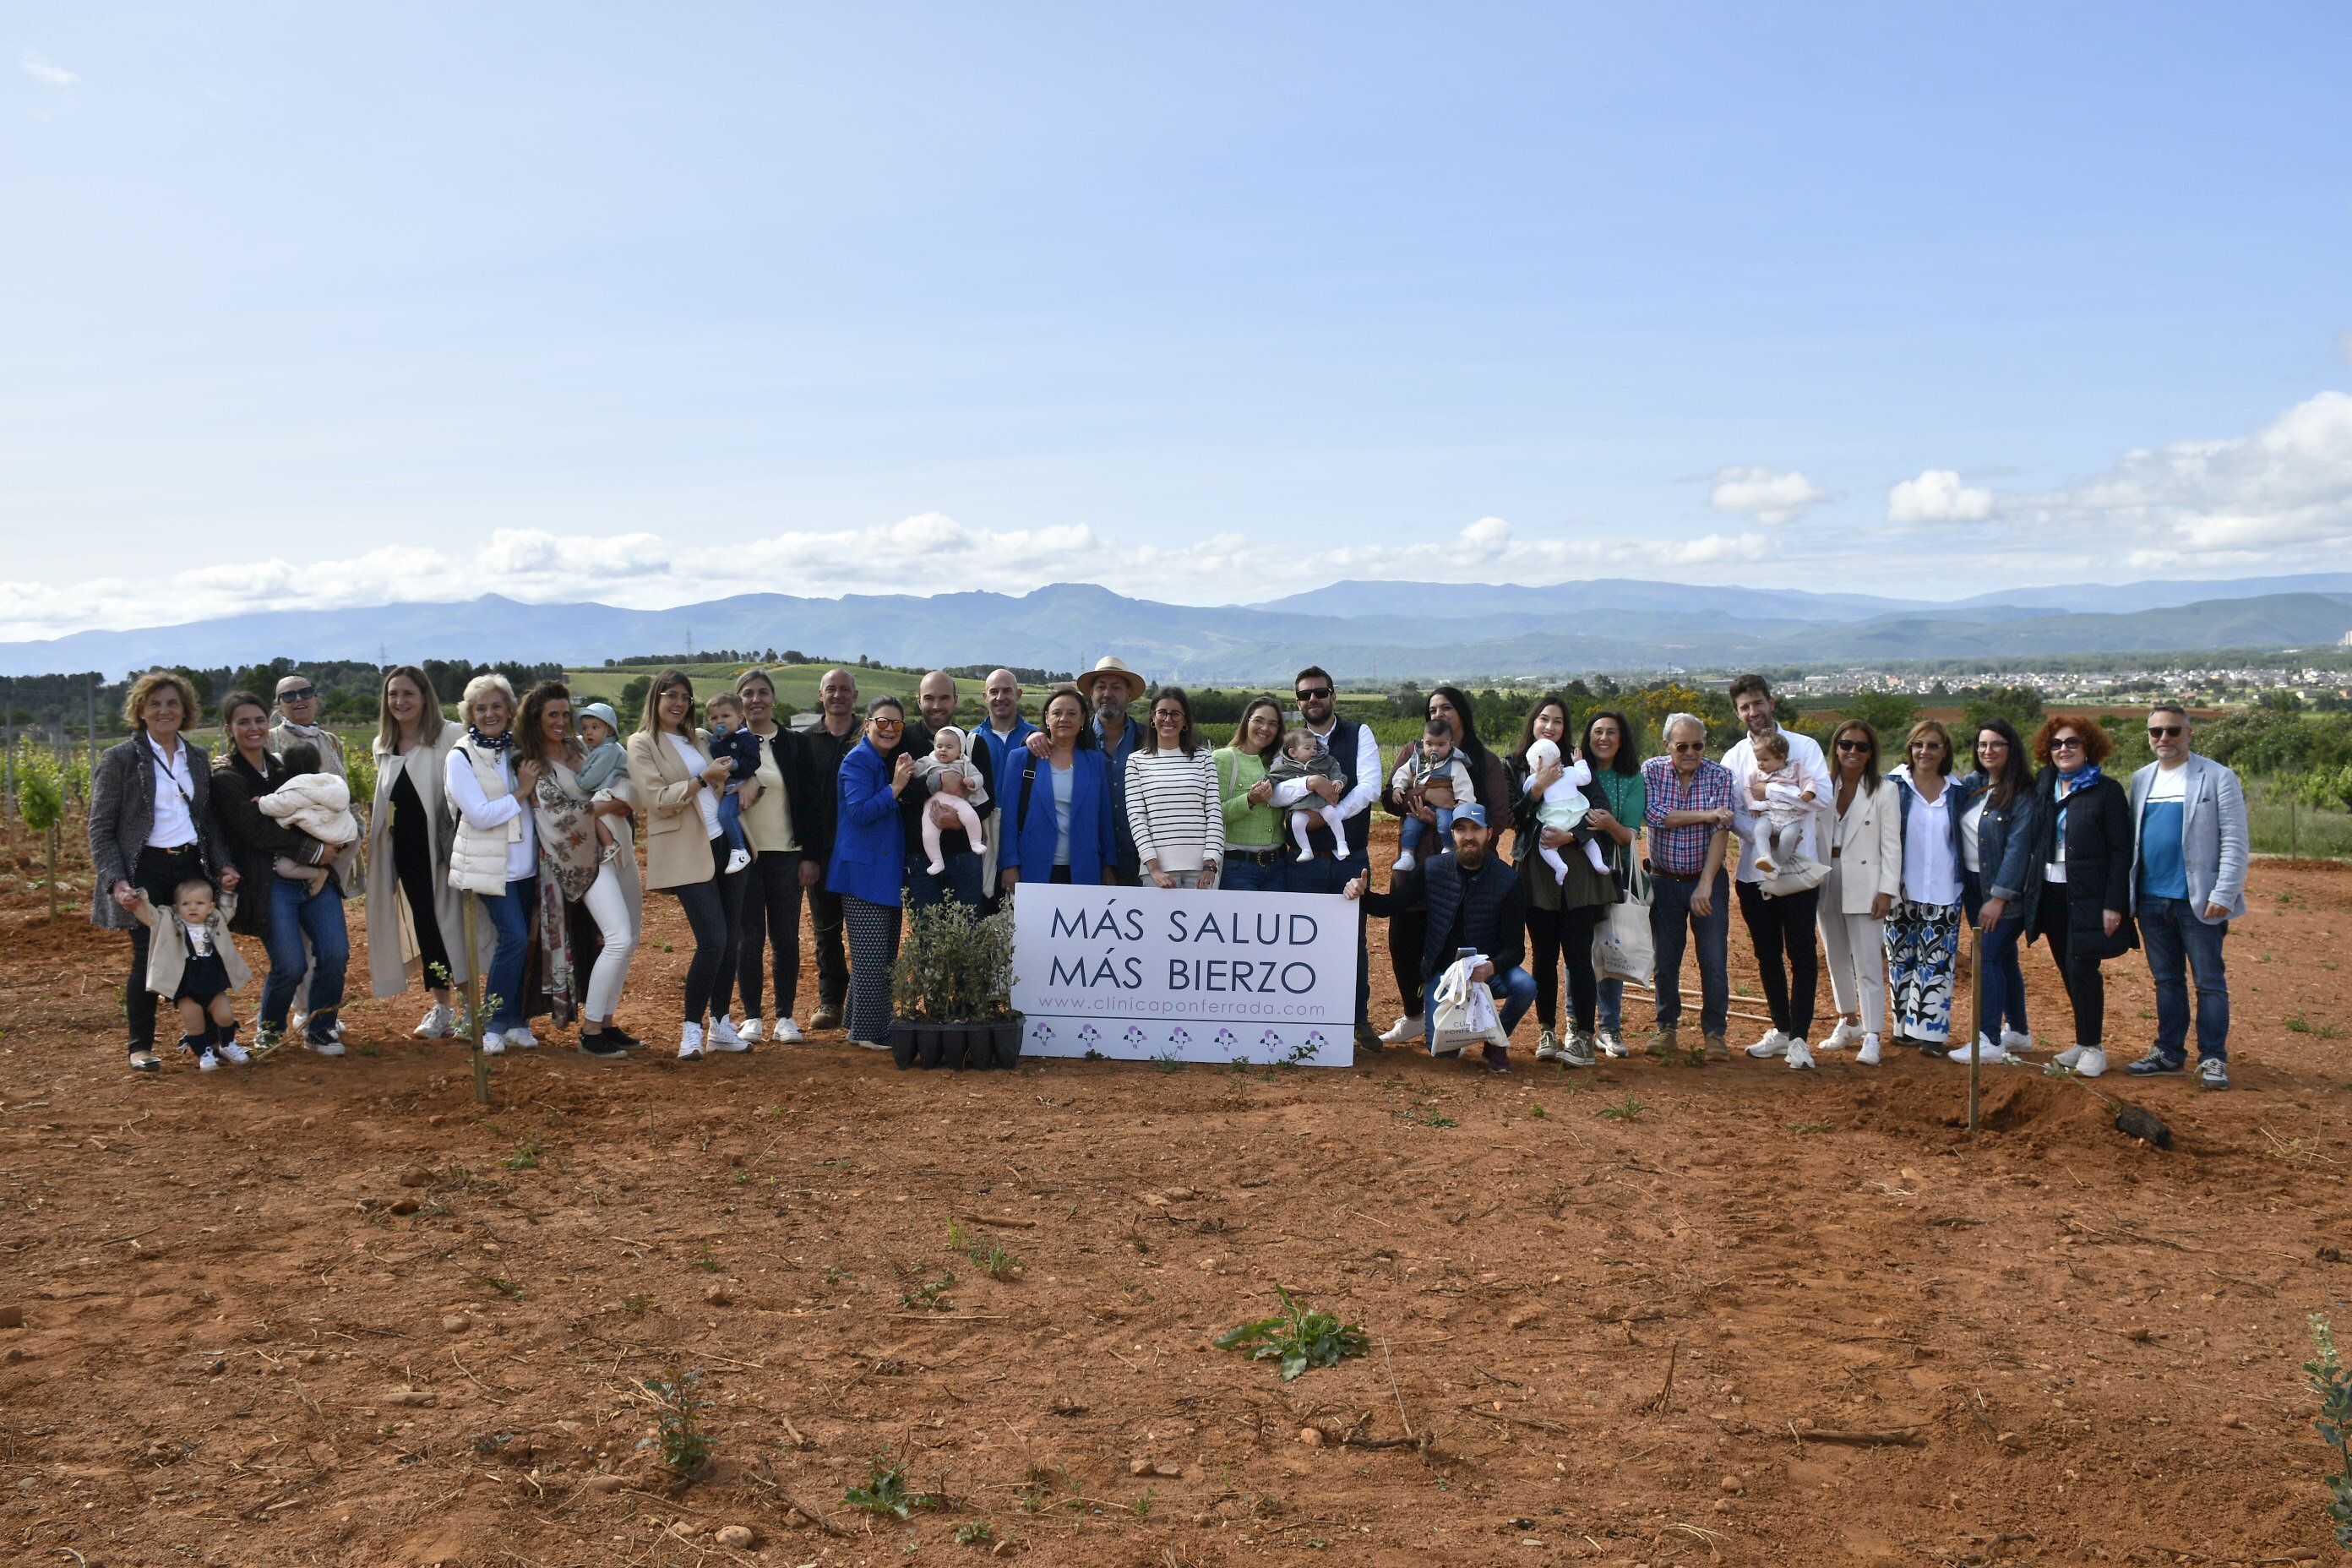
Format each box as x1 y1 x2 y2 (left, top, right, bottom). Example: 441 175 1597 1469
1952 769 2039 906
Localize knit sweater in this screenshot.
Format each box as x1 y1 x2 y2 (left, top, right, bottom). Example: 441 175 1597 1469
1124 749 1224 875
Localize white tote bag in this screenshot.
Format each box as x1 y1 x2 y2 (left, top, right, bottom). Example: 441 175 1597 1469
1591 858 1656 986
1427 955 1506 1057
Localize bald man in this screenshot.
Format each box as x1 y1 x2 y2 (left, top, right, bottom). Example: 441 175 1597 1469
800 668 862 1030
971 670 1035 913
272 673 346 778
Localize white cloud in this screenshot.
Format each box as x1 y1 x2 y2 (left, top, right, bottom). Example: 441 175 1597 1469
1708 466 1825 525
19 51 79 87
1886 468 1995 525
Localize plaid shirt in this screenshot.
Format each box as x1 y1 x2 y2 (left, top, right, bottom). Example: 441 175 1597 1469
1642 754 1733 877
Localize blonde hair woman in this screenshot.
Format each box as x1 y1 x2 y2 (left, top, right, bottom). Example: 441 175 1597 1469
362 664 468 1036
625 668 750 1059
444 672 541 1054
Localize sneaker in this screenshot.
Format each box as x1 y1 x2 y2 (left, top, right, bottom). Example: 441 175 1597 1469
481 1034 506 1056
773 1016 805 1044
503 1026 539 1050
678 1022 705 1060
809 1004 843 1032
1560 1030 1598 1069
705 1017 750 1053
1534 1029 1561 1064
2001 1029 2034 1054
1745 1028 1790 1059
724 847 752 874
1596 1028 1625 1058
1820 1019 1862 1051
2198 1057 2230 1090
1946 1035 2001 1064
1482 1043 1510 1074
1701 1032 1729 1062
128 1049 161 1073
1857 1032 1883 1066
737 1016 765 1044
1648 1028 1680 1062
305 1035 346 1058
1393 851 1417 873
1785 1038 1816 1071
2125 1049 2186 1077
2074 1047 2107 1079
2050 1043 2085 1070
251 1023 286 1055
414 1003 457 1040
580 1032 629 1059
1379 1013 1426 1045
196 1047 221 1073
1353 1022 1386 1053
290 1010 308 1037
602 1024 641 1049
216 1037 251 1066
849 1037 890 1051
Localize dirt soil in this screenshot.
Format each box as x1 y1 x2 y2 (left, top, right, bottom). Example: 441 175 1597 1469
3 820 2349 1568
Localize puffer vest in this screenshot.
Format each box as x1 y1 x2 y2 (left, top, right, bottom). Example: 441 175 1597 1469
448 743 522 896
1418 851 1516 982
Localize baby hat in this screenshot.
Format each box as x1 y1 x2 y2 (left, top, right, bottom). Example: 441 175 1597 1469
578 702 621 735
1526 737 1561 769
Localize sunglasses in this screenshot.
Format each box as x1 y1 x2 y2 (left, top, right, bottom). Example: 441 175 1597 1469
1296 686 1333 701
2050 736 2083 750
278 686 316 701
1670 742 1707 754
870 716 903 729
1835 738 1870 752
2147 724 2183 738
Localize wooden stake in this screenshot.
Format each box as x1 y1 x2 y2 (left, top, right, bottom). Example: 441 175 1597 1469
1967 923 1983 1136
461 891 488 1105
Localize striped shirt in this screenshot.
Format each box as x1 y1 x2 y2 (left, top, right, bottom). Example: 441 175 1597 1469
1125 749 1225 875
1642 754 1733 878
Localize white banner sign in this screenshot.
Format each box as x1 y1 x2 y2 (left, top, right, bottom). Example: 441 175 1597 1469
1010 883 1357 1067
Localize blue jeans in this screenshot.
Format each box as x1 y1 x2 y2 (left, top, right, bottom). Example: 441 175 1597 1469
478 876 537 1034
905 848 985 911
2140 894 2230 1061
1286 845 1370 1026
1217 853 1285 892
262 876 351 1037
1396 807 1454 861
1961 868 2028 1042
1647 868 1730 1039
1597 977 1625 1034
716 787 749 862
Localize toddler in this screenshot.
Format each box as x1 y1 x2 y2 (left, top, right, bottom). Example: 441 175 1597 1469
132 878 252 1071
1266 727 1348 863
1391 719 1477 873
912 725 990 875
701 693 764 874
1524 737 1613 882
1748 731 1817 875
259 741 362 895
575 702 629 794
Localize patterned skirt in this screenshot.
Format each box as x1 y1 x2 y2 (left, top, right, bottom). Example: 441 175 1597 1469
1883 899 1962 1043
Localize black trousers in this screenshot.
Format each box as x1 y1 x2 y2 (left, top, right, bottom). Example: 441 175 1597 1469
123 843 203 1051
1737 879 1821 1040
390 797 453 988
808 884 847 1012
737 849 805 1021
2036 881 2107 1048
1526 902 1603 1033
671 836 748 1026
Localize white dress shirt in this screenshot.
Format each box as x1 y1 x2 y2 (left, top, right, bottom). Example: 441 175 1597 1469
145 736 199 848
1268 717 1384 834
1723 727 1830 883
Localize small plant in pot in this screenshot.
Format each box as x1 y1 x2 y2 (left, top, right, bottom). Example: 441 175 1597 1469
889 901 1021 1070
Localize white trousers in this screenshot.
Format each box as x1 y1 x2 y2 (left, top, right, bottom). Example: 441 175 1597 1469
580 861 639 1024
1816 858 1887 1034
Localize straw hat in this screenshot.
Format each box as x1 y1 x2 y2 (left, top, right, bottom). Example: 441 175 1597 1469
1083 656 1149 703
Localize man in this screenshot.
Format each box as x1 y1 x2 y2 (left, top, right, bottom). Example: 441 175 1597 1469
2124 702 2248 1089
902 671 984 910
969 669 1036 913
272 674 346 777
1719 672 1832 1066
1345 804 1533 1073
1642 712 1734 1064
1274 665 1383 1048
798 667 863 1032
1033 656 1149 885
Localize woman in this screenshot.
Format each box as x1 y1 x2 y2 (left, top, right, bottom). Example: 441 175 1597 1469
1816 721 1902 1066
827 695 920 1049
1377 685 1514 1043
2028 715 2137 1080
1884 719 1975 1056
1954 717 2039 1059
518 680 641 1058
1126 686 1223 890
1508 695 1619 1067
1577 710 1644 1056
208 690 347 1054
732 668 812 1046
363 664 466 1035
626 668 749 1059
445 674 541 1054
88 670 232 1072
995 684 1118 890
1212 696 1288 892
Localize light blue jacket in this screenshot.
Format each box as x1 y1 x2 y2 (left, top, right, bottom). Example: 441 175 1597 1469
2126 754 2249 923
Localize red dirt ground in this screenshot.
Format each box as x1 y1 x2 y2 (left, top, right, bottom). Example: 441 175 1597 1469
3 820 2349 1567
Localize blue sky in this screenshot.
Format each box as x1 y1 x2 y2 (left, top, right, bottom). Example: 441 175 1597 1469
3 3 2349 639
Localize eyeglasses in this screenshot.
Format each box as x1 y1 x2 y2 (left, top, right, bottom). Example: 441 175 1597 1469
870 716 902 730
1296 686 1333 701
1835 739 1870 752
2147 724 2183 738
1152 708 1185 721
1669 742 1707 754
2050 736 2083 750
278 686 315 701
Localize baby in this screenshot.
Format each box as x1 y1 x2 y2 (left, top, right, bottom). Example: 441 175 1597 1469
1391 719 1477 873
131 878 252 1072
912 725 990 875
1266 727 1348 863
259 741 361 896
701 693 764 875
1748 731 1817 875
575 701 629 795
1524 737 1613 882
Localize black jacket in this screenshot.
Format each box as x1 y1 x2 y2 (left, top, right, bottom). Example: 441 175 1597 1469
1360 850 1525 985
209 751 333 937
796 720 864 876
2027 765 2139 961
87 733 221 931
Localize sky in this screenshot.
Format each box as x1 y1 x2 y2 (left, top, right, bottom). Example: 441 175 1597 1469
3 3 2349 643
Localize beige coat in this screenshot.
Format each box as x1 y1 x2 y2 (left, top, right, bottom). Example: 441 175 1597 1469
626 729 718 891
1826 776 1904 915
363 724 476 994
136 889 251 999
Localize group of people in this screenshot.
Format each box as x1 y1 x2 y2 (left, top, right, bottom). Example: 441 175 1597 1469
87 657 2249 1088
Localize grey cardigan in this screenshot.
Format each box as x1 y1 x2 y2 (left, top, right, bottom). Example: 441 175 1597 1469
2126 754 2249 923
88 732 221 931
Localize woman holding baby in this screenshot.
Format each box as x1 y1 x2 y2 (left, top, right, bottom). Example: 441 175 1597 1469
1505 694 1620 1068
517 680 641 1058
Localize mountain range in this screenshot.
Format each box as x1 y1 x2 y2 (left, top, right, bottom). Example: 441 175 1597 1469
4 573 2349 683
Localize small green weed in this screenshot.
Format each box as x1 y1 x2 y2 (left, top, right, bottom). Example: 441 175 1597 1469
1214 1285 1371 1381
954 1520 995 1545
1528 1103 1548 1119
2288 1013 2344 1040
948 1220 1021 1279
2305 1315 2352 1548
843 1454 941 1520
473 1275 525 1300
901 1270 956 1311
1598 1096 1650 1122
501 1138 542 1171
622 1293 652 1315
821 1264 851 1285
693 1240 719 1272
1129 1487 1157 1517
1785 1119 1833 1134
637 1368 713 1484
1393 1102 1456 1129
1152 1052 1184 1073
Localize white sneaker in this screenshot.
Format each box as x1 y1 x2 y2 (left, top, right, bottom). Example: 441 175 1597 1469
2001 1029 2034 1054
1596 1028 1625 1058
2074 1047 2107 1079
737 1015 765 1044
724 847 752 874
1820 1019 1861 1051
481 1034 505 1056
196 1047 221 1072
1745 1028 1790 1059
413 1003 456 1040
1857 1033 1882 1066
1379 1013 1426 1045
1785 1039 1816 1071
306 1036 346 1058
291 1010 308 1037
504 1026 539 1050
1534 1029 1561 1063
216 1038 251 1065
2051 1043 2085 1070
850 1037 890 1051
706 1017 749 1053
773 1016 805 1044
1946 1034 1999 1064
678 1022 705 1060
1393 851 1417 873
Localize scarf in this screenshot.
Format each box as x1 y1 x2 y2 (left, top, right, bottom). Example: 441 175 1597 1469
276 717 326 743
2054 761 2100 851
466 725 515 754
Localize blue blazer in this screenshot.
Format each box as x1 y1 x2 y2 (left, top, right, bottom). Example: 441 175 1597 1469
994 743 1115 885
825 738 907 906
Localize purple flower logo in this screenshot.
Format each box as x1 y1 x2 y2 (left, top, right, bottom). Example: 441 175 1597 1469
1260 1029 1284 1049
1214 1028 1238 1048
1304 1031 1328 1050
1122 1025 1147 1045
1032 1022 1056 1042
1168 1027 1190 1045
1077 1023 1101 1044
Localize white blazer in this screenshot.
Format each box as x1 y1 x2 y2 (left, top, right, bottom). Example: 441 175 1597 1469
1827 776 1903 916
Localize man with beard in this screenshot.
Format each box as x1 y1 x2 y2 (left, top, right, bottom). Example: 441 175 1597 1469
1346 804 1532 1072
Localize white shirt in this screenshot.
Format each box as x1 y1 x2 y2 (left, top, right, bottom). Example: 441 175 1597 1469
444 742 540 882
2146 763 2187 804
182 917 215 957
1960 795 1986 874
145 736 199 848
1268 717 1384 832
1723 727 1829 882
1900 779 1963 906
667 732 721 840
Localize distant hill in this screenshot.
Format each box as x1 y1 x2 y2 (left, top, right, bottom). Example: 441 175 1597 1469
3 577 2348 683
